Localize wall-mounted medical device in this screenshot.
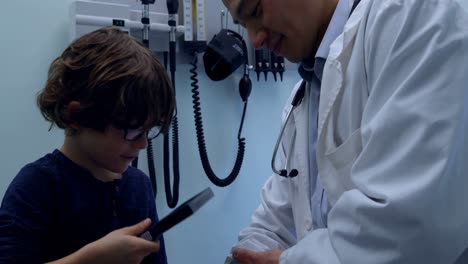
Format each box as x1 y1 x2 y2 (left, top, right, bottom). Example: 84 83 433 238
70 0 185 51
253 47 285 82
212 10 286 83
179 0 252 187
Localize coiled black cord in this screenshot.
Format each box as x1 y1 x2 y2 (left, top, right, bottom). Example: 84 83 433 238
132 29 157 198
146 139 157 196
163 116 180 208
190 52 246 187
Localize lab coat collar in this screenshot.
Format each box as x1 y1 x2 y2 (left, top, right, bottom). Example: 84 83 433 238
318 0 365 135
315 0 351 60
298 0 350 82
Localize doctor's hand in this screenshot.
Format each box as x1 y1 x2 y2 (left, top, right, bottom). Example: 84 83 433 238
232 248 283 264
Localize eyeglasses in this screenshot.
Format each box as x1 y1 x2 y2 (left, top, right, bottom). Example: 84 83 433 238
123 126 162 141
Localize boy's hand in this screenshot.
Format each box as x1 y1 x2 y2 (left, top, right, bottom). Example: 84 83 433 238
84 218 160 264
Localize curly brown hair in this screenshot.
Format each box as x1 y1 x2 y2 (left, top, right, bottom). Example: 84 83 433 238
37 27 175 135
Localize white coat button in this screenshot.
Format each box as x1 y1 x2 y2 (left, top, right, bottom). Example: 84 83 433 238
305 219 312 231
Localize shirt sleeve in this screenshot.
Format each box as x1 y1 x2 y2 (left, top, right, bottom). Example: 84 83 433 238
0 164 55 264
281 0 468 263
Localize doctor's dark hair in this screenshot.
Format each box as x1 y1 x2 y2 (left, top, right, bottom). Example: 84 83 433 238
37 27 175 135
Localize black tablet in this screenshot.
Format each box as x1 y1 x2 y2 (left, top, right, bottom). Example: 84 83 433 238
150 187 214 239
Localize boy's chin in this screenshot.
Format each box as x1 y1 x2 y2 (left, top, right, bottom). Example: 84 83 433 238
109 164 130 175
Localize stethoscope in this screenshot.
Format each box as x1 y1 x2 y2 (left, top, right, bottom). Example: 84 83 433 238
270 0 362 178
271 81 306 178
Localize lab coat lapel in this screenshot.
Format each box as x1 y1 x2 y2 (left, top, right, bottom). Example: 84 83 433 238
318 0 364 137
317 0 366 204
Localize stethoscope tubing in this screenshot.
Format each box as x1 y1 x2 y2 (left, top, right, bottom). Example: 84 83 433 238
271 81 306 178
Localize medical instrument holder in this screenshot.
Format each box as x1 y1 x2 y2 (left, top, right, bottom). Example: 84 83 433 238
253 47 285 82
130 0 159 196
162 0 181 208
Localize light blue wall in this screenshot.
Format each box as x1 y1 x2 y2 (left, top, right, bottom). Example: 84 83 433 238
461 0 468 9
0 1 297 264
0 1 73 195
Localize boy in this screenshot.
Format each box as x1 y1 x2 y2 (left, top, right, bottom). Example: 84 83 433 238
0 27 175 264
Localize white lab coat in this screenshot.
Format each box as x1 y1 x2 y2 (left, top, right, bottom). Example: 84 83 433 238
236 0 468 263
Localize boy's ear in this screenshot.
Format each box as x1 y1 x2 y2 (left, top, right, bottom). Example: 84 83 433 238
66 101 81 130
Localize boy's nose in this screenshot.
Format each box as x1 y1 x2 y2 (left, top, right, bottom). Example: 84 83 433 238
132 135 148 150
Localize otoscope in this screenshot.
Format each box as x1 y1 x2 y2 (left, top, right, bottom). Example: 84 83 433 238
163 0 181 208
132 0 159 198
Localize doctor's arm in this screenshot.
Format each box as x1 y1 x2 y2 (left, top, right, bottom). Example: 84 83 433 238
236 175 296 252
280 1 468 263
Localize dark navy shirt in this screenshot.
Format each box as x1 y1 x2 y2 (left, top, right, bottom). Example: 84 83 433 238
0 149 168 264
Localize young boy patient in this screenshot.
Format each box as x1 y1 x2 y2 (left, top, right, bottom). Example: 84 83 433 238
0 27 175 264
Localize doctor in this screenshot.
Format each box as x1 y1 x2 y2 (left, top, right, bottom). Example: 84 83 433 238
222 0 468 263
